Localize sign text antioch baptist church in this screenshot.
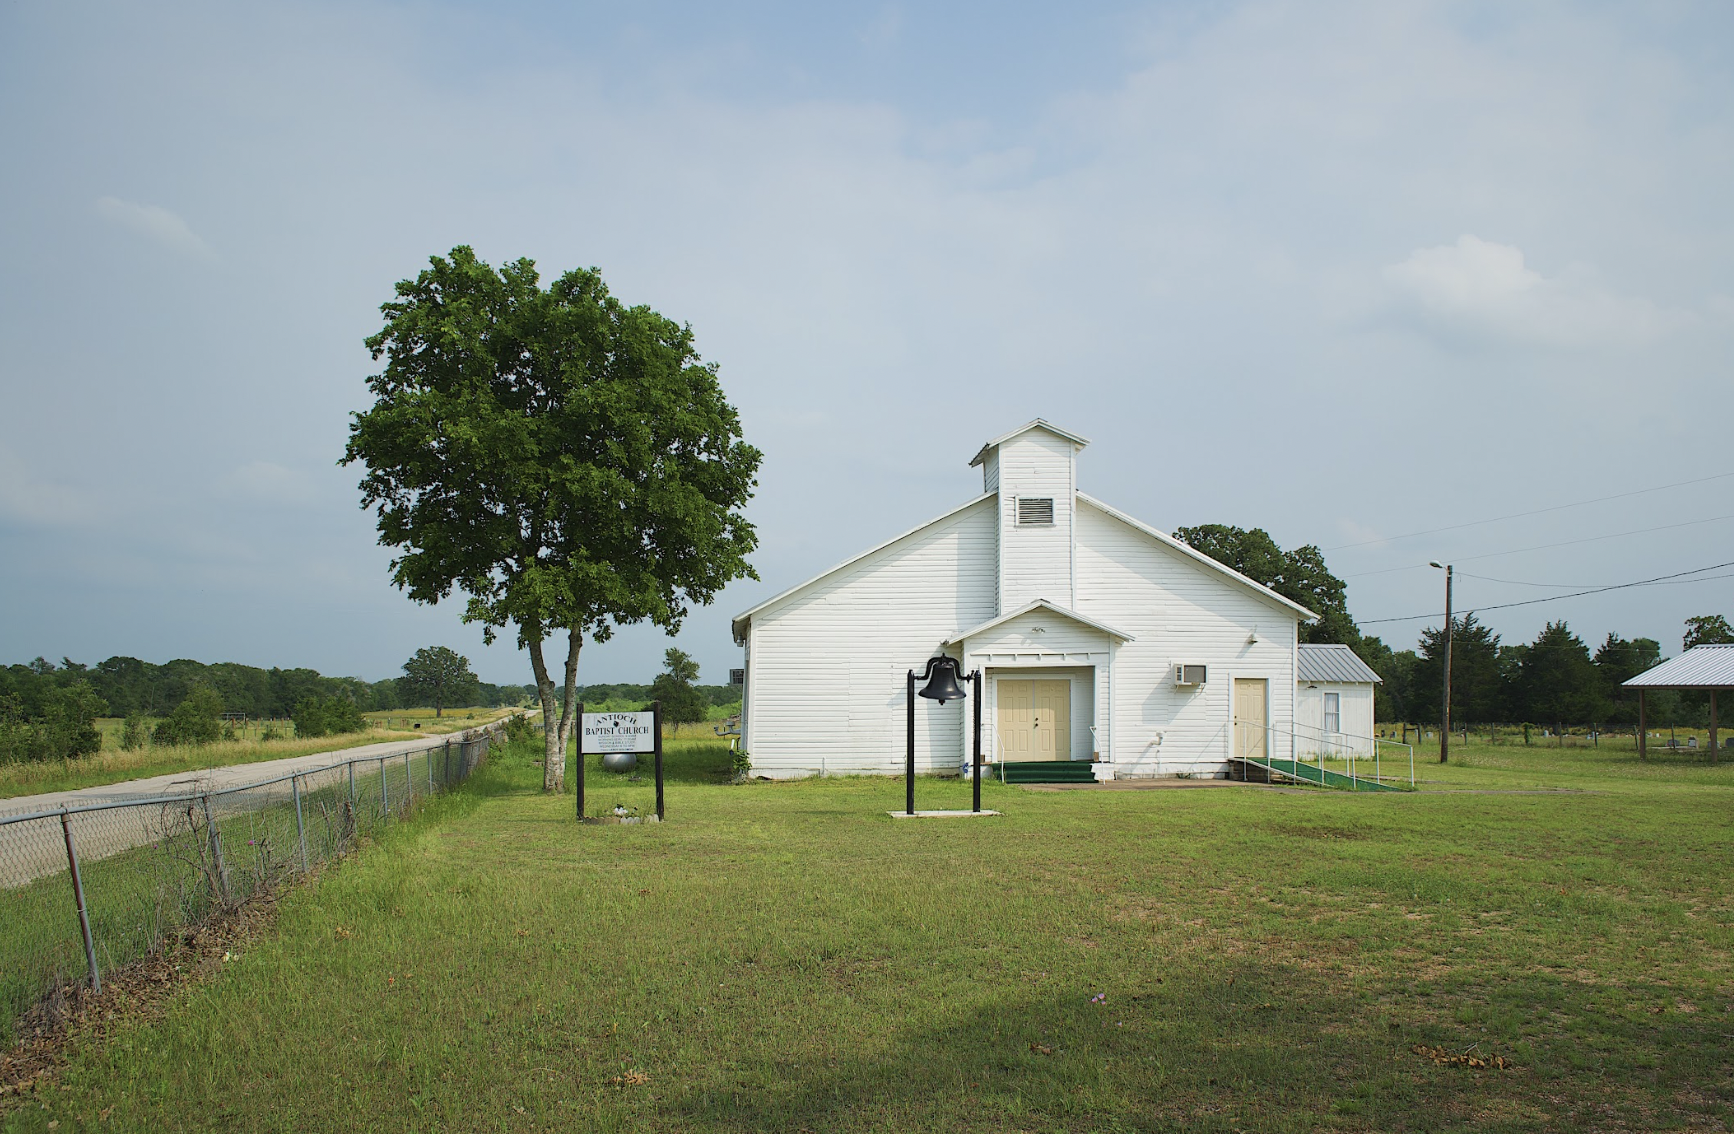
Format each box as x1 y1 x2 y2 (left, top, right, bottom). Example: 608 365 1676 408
581 711 657 754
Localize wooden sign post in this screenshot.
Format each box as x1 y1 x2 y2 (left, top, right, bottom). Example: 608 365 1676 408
576 702 664 822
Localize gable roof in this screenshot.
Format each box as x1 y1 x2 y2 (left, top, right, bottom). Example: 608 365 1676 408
1075 493 1319 621
1622 644 1734 688
944 599 1134 647
1298 643 1382 684
731 494 994 643
968 419 1091 468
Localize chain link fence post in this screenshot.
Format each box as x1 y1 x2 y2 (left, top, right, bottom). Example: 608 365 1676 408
200 795 231 906
379 757 389 818
59 813 100 995
291 773 309 873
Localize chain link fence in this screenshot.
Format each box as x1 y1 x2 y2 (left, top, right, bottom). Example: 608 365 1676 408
0 720 509 1044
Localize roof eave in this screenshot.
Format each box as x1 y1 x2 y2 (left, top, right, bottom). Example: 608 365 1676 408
944 598 1134 646
968 419 1092 467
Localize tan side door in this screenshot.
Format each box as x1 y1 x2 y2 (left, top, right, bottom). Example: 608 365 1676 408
1032 680 1071 759
1233 678 1268 761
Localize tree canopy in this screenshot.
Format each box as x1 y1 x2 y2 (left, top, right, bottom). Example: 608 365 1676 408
1172 523 1362 647
344 247 760 791
400 646 480 718
649 648 709 724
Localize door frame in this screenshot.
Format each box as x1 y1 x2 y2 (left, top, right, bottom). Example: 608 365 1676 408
1231 676 1270 761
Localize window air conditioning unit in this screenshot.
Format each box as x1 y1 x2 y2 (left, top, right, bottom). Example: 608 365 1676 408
1173 664 1207 686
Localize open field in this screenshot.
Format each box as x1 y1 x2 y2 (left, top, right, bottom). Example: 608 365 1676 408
0 710 516 800
7 740 1732 1132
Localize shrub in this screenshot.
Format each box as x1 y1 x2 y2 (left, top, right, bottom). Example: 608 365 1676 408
504 713 535 743
119 714 150 751
292 696 366 739
153 686 223 747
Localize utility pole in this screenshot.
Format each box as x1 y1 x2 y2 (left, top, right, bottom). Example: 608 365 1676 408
1431 562 1453 764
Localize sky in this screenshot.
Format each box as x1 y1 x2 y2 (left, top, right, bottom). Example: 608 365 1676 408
2 0 1731 687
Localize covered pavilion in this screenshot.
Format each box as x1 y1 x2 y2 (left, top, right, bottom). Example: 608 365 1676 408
1623 644 1734 759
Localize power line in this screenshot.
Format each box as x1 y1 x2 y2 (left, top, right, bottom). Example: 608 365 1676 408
1458 571 1612 589
1359 560 1734 626
1342 513 1734 579
1326 470 1734 552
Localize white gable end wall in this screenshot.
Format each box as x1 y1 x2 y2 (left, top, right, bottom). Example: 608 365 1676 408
743 498 997 777
1072 501 1302 774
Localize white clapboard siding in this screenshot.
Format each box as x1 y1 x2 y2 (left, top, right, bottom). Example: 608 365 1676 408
995 431 1078 611
1295 683 1377 758
743 498 997 777
735 421 1314 781
1073 499 1301 775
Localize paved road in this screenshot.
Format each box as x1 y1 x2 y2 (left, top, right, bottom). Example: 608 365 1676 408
0 718 516 888
0 723 506 819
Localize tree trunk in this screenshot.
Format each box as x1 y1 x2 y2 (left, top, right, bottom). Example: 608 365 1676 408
528 635 565 793
528 627 584 794
555 626 582 774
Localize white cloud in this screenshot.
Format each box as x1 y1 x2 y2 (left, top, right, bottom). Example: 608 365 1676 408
95 196 217 261
1383 235 1690 348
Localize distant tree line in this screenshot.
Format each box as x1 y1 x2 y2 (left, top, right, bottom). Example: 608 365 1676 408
0 655 534 719
0 655 537 763
1177 524 1733 735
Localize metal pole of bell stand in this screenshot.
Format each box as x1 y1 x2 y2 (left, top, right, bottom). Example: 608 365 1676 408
971 669 983 813
654 699 665 821
905 670 917 816
61 813 100 995
292 774 308 872
576 701 585 822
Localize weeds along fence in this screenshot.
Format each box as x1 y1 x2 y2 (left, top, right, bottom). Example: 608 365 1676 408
0 719 510 1044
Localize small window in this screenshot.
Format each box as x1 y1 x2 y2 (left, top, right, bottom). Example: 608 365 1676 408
1016 497 1054 526
1323 692 1340 734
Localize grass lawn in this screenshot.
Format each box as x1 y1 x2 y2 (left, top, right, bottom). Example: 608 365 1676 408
0 710 516 801
7 740 1733 1132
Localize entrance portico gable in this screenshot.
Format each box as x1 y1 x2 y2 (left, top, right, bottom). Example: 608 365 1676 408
945 599 1130 771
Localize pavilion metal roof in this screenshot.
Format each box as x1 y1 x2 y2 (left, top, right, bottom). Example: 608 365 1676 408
1622 644 1734 688
1297 643 1382 685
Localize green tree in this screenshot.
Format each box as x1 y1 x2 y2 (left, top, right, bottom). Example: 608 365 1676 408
343 247 761 792
649 648 708 724
1172 524 1360 645
1683 614 1734 649
1594 633 1662 726
1413 613 1504 727
1518 621 1606 734
399 646 479 718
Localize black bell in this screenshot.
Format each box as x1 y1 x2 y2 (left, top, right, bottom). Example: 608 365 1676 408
917 656 967 704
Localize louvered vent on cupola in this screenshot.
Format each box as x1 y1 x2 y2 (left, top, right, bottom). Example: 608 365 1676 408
1015 497 1055 526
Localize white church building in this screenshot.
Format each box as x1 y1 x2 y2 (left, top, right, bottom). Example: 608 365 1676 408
730 420 1323 780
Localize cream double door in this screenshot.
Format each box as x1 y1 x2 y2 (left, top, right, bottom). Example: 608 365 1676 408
997 679 1071 761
